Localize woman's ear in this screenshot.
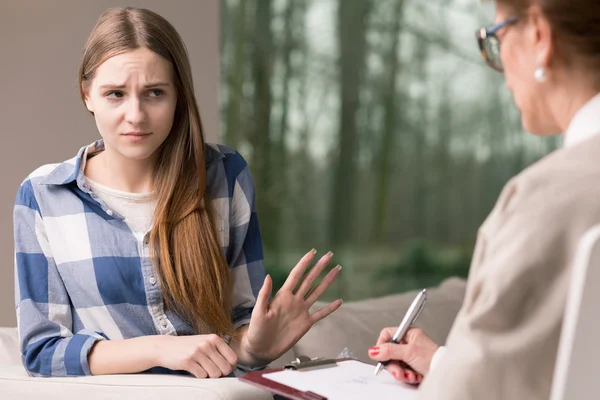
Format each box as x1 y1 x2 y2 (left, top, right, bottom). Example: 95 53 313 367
529 4 554 68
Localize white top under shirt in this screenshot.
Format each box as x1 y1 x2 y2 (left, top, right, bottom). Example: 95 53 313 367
430 91 600 373
85 177 156 241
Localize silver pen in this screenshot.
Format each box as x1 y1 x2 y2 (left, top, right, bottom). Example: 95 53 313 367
373 288 428 376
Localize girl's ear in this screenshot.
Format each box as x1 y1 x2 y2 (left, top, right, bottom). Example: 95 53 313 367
83 88 95 113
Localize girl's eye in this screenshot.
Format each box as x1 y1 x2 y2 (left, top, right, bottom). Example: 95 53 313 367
149 89 164 97
106 91 124 99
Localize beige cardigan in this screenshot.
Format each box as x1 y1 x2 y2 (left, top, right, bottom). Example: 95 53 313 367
419 133 600 399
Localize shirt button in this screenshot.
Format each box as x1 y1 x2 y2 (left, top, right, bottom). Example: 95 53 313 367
149 276 156 285
106 209 113 216
161 319 168 328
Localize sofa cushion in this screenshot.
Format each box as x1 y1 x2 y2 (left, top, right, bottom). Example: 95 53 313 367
292 277 467 364
0 365 272 400
0 327 272 400
0 327 20 366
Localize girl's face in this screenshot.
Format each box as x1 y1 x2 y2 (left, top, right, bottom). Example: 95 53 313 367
84 47 178 162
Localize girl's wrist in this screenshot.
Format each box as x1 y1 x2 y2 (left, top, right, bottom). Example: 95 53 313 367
231 333 272 368
146 334 172 368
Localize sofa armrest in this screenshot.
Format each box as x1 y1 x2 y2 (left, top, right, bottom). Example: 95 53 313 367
0 327 21 367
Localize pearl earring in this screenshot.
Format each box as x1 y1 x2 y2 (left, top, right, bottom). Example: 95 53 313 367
534 66 547 83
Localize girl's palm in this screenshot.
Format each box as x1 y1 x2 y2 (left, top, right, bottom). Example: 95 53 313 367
243 250 343 362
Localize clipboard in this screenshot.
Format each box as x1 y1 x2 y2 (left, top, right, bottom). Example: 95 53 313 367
239 356 350 400
239 356 418 400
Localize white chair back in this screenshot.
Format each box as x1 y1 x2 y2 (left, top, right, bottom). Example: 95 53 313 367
550 225 600 400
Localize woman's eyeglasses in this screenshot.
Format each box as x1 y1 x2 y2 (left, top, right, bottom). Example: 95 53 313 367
476 17 518 72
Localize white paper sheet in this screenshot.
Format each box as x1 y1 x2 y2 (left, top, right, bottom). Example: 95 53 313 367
264 360 418 400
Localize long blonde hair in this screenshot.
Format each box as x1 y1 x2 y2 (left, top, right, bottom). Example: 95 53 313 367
79 7 233 336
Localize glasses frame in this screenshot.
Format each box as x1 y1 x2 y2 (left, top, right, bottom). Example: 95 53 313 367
476 16 518 72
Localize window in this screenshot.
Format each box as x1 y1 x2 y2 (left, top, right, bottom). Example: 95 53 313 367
219 0 559 300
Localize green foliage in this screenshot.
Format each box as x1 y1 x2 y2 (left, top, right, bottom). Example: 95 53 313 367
264 241 472 300
222 0 560 301
374 241 472 295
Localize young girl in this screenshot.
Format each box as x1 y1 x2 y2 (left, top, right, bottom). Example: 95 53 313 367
14 7 342 378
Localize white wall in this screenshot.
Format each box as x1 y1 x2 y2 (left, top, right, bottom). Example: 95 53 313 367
0 0 220 327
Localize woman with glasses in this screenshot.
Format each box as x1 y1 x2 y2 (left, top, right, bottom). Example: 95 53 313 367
368 0 600 398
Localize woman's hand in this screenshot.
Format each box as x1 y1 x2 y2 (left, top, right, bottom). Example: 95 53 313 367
239 249 343 365
155 334 239 378
368 328 439 385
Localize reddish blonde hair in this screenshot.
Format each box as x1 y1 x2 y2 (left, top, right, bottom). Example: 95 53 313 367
79 7 233 336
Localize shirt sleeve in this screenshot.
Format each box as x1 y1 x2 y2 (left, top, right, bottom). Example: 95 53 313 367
225 153 266 330
429 346 447 372
14 180 106 377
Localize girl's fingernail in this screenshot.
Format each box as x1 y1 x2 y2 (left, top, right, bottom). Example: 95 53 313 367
336 264 342 271
326 251 334 258
368 347 380 356
310 248 317 255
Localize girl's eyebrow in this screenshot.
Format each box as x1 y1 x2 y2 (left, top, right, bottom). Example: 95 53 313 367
99 82 171 90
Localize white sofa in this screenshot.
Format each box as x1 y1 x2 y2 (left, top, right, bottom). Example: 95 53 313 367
0 278 466 400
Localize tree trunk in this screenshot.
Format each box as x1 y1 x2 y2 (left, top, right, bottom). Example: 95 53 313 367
269 0 297 258
435 85 452 243
330 0 372 247
252 0 275 249
373 0 406 242
224 0 248 148
412 43 429 238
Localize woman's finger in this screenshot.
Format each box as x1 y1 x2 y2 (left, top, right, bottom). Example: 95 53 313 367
368 342 409 363
305 264 342 305
309 299 343 323
280 249 317 293
185 359 208 379
215 337 239 368
195 351 225 378
405 369 418 384
376 327 397 346
254 274 272 316
401 328 424 344
208 350 235 377
376 327 420 346
384 360 407 382
295 251 334 297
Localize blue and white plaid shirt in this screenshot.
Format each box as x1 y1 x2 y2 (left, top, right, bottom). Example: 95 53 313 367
13 140 266 377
